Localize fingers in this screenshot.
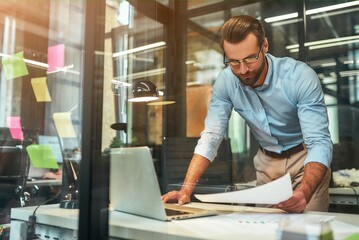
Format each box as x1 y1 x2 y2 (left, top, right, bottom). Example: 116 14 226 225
161 191 190 205
161 191 175 203
161 191 181 203
277 200 303 213
178 195 188 205
277 191 306 213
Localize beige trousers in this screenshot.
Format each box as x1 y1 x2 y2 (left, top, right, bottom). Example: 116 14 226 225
253 146 331 212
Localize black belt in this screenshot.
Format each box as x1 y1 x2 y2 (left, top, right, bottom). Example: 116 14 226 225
259 143 304 159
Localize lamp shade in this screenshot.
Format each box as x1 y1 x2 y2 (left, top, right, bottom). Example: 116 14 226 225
128 80 159 102
110 122 127 133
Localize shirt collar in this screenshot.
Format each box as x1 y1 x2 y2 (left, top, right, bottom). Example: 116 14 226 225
254 54 272 91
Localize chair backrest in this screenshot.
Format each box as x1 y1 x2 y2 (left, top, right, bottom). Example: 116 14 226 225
0 142 29 187
161 137 232 193
0 128 30 209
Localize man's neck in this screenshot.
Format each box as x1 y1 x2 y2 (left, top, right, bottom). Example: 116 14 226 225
253 56 268 88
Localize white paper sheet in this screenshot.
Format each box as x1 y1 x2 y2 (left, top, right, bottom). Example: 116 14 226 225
195 173 293 204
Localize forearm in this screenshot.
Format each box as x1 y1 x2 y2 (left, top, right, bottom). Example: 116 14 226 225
180 154 210 196
297 162 328 202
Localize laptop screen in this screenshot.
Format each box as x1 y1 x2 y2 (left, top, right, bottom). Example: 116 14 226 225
109 147 169 220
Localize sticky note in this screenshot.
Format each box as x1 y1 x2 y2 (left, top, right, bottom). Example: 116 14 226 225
31 77 52 102
38 135 63 163
345 233 359 240
53 112 77 138
26 144 59 169
1 51 29 79
7 116 24 140
48 44 65 72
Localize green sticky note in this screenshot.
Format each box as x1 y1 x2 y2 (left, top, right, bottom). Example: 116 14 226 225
1 51 29 79
345 233 359 240
26 144 59 169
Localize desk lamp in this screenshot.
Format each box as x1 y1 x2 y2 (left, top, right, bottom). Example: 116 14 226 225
128 80 175 106
110 123 127 132
128 80 159 102
110 80 159 145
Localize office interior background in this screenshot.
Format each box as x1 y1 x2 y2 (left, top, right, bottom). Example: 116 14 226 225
0 0 359 238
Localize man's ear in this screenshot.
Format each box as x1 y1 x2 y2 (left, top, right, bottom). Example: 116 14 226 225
263 37 269 53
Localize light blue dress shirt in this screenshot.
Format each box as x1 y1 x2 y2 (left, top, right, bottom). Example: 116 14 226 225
194 53 333 168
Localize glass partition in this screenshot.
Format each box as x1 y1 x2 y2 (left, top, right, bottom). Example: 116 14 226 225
0 0 86 222
0 0 108 238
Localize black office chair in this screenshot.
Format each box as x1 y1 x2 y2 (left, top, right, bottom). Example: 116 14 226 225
0 130 30 224
161 137 233 195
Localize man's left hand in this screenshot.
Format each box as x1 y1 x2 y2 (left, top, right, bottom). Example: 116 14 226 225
276 189 307 213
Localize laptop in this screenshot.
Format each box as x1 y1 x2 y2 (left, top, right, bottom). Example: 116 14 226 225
109 146 217 221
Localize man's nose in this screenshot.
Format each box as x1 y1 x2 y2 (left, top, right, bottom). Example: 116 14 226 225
239 62 249 74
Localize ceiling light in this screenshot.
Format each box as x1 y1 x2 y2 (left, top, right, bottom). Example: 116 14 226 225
266 1 359 24
115 68 165 82
0 53 48 69
286 35 359 52
306 1 359 15
111 79 132 87
112 41 165 58
264 13 298 23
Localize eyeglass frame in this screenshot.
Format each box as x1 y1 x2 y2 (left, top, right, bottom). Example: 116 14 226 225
223 41 264 68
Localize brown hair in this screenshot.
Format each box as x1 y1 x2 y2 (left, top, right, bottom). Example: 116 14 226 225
220 15 265 50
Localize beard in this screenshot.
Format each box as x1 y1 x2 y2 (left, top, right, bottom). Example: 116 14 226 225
234 57 266 87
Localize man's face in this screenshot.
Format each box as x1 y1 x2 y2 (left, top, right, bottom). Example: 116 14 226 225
223 34 268 88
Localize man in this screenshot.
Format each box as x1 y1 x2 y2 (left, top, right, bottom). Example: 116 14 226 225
161 15 332 213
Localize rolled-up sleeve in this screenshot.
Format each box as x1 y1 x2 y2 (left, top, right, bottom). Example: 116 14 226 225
296 67 333 168
194 132 224 162
194 71 233 162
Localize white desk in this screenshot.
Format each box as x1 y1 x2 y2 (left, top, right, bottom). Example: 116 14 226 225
329 187 359 205
10 203 359 240
26 179 62 187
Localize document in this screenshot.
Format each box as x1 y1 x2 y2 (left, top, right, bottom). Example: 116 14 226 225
195 173 293 204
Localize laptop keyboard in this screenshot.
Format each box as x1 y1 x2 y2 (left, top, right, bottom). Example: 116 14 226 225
165 208 193 216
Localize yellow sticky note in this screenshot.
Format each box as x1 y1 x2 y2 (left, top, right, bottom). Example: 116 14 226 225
53 112 77 138
31 77 52 102
1 51 29 79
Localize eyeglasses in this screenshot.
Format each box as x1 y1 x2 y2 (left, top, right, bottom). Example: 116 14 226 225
224 42 263 68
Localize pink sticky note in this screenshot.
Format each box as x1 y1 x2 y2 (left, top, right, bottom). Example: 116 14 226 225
7 116 24 140
47 44 65 72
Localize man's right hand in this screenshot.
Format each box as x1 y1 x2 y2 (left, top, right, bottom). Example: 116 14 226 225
161 190 191 205
161 154 210 205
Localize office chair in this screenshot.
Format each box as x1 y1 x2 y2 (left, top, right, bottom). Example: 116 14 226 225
0 131 30 224
161 137 233 195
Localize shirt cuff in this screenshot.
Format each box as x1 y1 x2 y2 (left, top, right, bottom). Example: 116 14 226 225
304 144 333 168
194 133 223 162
